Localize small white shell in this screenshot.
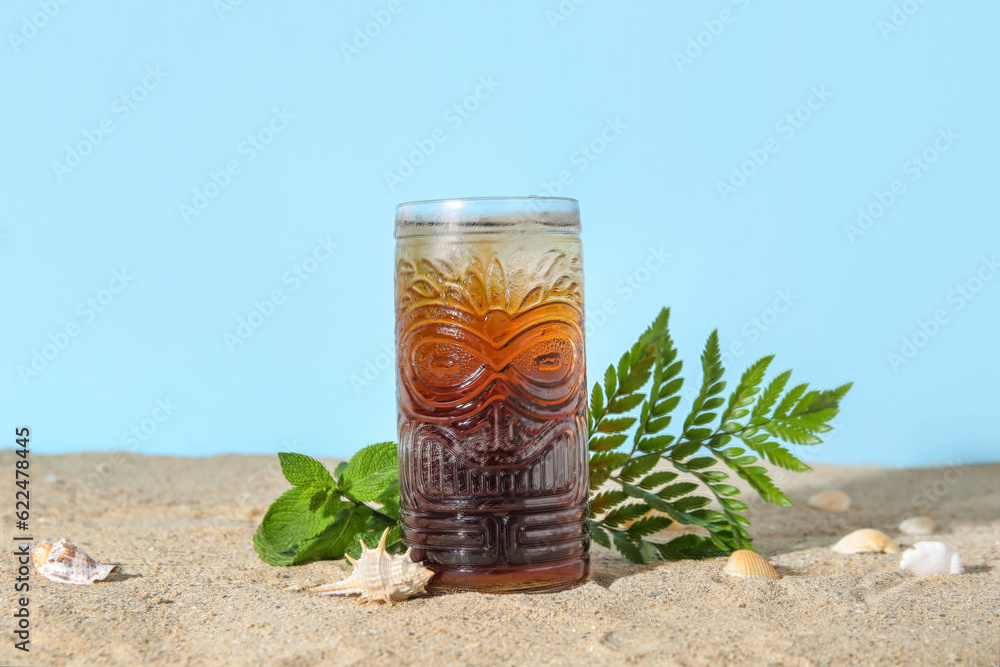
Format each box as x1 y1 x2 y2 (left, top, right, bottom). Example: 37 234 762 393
832 529 899 554
309 529 434 604
723 550 779 580
808 491 850 512
900 541 963 575
899 516 936 535
32 539 121 585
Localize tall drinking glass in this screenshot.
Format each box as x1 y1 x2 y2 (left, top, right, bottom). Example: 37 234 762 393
394 197 589 592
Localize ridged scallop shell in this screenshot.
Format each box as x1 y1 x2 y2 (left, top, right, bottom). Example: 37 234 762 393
723 550 779 580
900 541 963 575
899 516 936 535
309 529 434 604
808 490 851 511
832 529 899 554
32 539 121 585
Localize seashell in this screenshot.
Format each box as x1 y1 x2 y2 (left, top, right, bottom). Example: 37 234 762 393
723 550 779 580
309 529 434 604
808 490 851 512
900 541 963 575
831 528 899 554
32 539 121 585
899 516 936 535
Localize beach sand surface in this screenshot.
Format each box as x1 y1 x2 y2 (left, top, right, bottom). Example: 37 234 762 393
2 452 998 666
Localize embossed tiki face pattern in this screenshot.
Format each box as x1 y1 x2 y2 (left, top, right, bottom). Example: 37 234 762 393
395 237 589 586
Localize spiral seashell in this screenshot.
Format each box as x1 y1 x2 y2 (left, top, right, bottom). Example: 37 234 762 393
831 529 899 554
32 539 121 585
309 529 434 604
723 550 779 580
808 490 851 512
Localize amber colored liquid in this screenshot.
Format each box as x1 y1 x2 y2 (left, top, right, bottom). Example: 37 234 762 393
396 242 589 592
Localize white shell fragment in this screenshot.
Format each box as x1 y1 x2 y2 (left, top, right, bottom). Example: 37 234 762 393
309 529 434 604
832 529 899 554
900 541 964 575
808 491 851 512
899 516 936 535
32 539 121 585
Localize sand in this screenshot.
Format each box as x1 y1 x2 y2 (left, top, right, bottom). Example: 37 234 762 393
2 452 998 666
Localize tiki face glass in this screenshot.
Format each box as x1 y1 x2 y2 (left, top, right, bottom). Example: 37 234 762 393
394 197 588 592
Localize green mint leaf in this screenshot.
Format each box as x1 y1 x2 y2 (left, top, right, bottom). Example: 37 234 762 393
345 468 399 502
294 505 372 563
375 483 401 520
278 452 335 488
341 441 398 501
342 441 397 485
253 486 336 566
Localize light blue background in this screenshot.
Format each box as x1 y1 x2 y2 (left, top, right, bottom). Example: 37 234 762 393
2 1 997 466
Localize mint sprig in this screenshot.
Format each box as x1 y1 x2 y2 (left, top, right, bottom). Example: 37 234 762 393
253 308 851 567
252 445 400 565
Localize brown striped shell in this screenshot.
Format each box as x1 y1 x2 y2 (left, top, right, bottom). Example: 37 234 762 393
309 529 434 604
32 539 121 585
723 550 779 580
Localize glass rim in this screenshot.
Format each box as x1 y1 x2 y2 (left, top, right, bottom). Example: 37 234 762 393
395 196 580 239
396 195 579 208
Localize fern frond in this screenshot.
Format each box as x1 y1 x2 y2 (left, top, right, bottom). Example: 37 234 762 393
589 308 851 563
